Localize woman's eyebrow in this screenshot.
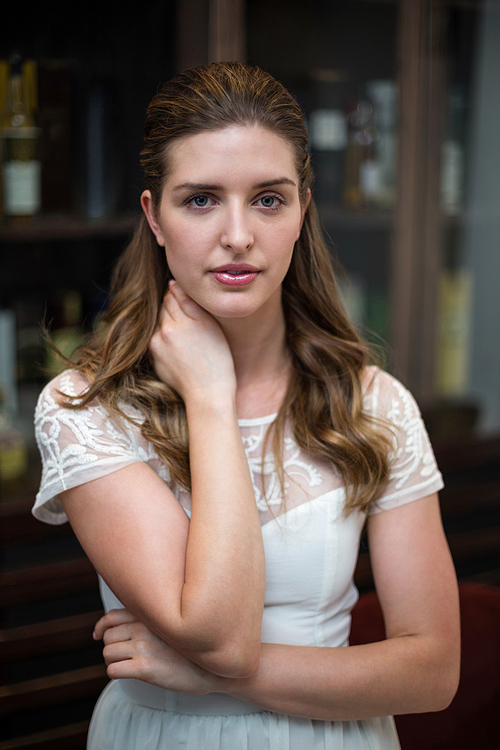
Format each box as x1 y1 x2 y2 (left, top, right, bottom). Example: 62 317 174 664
172 178 297 192
172 182 222 192
254 178 297 189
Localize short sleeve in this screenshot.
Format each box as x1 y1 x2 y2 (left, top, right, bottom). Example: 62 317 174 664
32 370 162 525
363 368 444 515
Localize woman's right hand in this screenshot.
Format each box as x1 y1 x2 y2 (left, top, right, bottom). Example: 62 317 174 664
149 281 236 404
95 609 218 695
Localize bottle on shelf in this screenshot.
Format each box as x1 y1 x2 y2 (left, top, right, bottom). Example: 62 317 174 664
45 289 84 376
0 59 8 214
441 87 466 216
0 308 18 415
0 389 28 488
342 98 380 210
0 54 41 221
365 79 397 208
308 69 349 206
73 77 123 219
435 266 473 397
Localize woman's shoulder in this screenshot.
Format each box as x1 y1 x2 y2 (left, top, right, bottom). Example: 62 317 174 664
361 367 444 512
361 365 417 417
33 369 168 525
37 368 90 405
35 368 142 437
34 368 163 471
36 369 140 420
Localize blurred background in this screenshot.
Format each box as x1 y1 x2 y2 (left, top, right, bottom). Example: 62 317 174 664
1 1 499 748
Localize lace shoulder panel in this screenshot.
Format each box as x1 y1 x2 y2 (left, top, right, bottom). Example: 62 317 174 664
33 370 166 525
363 367 444 514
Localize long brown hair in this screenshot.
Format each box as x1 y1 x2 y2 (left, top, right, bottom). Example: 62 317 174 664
61 62 391 514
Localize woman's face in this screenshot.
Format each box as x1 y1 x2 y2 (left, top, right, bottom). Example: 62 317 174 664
141 124 307 322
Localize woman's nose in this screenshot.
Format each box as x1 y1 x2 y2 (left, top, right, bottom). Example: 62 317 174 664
220 205 254 253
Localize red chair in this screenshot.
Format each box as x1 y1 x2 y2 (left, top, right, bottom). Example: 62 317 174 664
350 583 500 750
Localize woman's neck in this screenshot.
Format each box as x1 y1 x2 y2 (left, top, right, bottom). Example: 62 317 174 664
215 306 290 419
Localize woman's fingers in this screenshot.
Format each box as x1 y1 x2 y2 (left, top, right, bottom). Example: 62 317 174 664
106 658 143 681
102 640 135 665
164 280 205 321
156 283 197 333
93 608 137 640
162 285 182 320
95 614 215 693
102 623 136 645
149 280 236 400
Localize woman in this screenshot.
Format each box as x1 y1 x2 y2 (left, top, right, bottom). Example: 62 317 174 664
33 62 460 749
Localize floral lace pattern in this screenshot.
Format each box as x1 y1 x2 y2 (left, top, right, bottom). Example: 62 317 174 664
33 371 168 523
386 378 439 489
242 427 323 512
363 368 443 509
33 367 443 525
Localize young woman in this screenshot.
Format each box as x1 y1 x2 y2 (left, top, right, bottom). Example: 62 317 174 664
33 62 460 749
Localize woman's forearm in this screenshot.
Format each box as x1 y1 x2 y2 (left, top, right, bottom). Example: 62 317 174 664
136 284 266 676
176 394 265 675
61 396 265 678
212 636 459 720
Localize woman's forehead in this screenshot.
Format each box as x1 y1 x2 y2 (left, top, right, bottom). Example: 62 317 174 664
164 124 299 187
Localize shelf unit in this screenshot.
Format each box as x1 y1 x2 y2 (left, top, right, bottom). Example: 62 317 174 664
1 2 498 746
0 0 491 442
0 215 138 244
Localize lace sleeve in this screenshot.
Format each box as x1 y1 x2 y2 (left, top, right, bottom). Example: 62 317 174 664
32 370 163 525
364 368 444 515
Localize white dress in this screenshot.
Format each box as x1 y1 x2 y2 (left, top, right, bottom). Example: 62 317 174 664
32 367 444 750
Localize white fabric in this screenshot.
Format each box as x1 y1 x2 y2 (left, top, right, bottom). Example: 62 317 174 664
33 367 444 750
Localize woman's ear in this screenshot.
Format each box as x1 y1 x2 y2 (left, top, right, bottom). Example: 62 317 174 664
141 190 165 247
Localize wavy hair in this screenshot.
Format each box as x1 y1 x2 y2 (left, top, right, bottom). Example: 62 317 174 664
61 62 391 514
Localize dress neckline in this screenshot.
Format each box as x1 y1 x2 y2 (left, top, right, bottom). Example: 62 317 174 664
237 412 278 427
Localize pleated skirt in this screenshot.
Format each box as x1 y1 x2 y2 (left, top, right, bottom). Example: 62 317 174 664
87 680 401 750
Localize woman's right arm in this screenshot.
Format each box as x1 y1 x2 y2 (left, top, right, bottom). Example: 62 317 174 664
60 284 265 678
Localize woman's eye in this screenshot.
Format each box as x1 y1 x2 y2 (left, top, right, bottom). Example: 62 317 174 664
190 195 211 207
185 194 215 208
257 195 283 209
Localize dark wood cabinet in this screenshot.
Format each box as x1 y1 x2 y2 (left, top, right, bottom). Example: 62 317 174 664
1 2 498 746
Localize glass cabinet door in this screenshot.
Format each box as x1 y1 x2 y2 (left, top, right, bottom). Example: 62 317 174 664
436 0 500 437
247 0 398 349
247 0 500 442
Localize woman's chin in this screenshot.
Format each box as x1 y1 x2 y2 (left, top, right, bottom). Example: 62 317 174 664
207 304 261 321
182 281 284 324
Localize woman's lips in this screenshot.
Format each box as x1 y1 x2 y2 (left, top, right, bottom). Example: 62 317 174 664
210 264 260 287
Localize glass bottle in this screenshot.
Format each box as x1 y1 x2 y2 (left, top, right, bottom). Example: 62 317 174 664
343 99 379 210
0 54 41 219
0 390 28 487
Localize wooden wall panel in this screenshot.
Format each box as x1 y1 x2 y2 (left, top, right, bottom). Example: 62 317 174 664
391 0 447 401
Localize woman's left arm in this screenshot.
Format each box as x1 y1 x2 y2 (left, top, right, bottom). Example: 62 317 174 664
97 493 461 721
221 492 460 720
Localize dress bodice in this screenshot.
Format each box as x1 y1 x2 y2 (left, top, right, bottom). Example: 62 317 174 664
33 366 443 651
32 367 443 744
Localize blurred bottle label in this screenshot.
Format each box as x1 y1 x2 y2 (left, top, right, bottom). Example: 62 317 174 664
0 431 28 482
1 56 42 217
309 109 347 150
436 268 472 396
359 159 383 201
441 140 464 215
2 147 41 214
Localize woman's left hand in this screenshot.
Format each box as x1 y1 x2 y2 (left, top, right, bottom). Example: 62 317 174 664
94 609 216 694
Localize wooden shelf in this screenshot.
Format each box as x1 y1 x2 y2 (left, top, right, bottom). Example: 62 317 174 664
0 214 139 243
317 204 394 231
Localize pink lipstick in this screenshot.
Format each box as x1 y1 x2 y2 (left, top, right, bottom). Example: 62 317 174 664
210 264 260 287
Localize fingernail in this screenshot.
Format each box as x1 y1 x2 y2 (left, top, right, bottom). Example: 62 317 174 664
168 279 176 288
93 631 98 640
